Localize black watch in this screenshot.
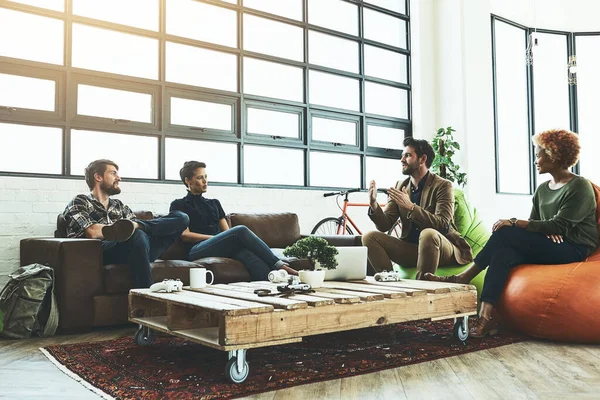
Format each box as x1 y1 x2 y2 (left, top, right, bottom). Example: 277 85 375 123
509 217 517 227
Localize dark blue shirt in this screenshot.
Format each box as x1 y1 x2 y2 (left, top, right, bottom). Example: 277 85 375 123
405 172 429 243
170 192 226 236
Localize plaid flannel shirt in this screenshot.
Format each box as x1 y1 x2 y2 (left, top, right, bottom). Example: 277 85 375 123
63 194 136 238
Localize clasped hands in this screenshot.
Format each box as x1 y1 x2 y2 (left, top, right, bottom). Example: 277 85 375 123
368 180 414 210
492 218 563 243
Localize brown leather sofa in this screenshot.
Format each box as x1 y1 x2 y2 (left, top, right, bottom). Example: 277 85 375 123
20 212 361 332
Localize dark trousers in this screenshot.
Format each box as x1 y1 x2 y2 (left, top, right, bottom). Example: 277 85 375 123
476 226 587 305
102 211 189 288
188 225 284 281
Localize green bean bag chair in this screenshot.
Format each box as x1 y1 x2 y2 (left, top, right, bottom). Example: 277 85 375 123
395 188 490 296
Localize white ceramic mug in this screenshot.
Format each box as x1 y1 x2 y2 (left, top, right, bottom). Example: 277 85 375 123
190 268 215 289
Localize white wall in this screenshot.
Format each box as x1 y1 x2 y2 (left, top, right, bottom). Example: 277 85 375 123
0 175 387 287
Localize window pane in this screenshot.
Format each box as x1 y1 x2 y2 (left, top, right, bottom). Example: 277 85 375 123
0 73 55 112
0 123 61 174
171 97 232 131
310 152 360 188
73 0 159 31
365 45 407 83
72 24 158 80
365 0 405 15
367 125 404 149
365 82 407 118
244 14 303 62
7 0 63 11
165 138 237 183
244 0 302 20
309 71 359 111
575 35 600 185
364 8 406 49
308 0 358 36
244 58 303 102
244 146 303 185
0 9 63 65
167 42 237 92
366 156 402 189
167 0 236 47
309 31 358 73
494 21 530 193
532 33 570 132
78 85 152 123
247 108 299 138
312 116 356 145
71 130 158 178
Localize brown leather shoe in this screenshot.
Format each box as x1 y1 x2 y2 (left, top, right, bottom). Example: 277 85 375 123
102 219 136 242
423 272 459 283
470 315 499 338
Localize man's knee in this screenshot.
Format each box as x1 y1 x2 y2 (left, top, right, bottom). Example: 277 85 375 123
169 210 190 230
127 229 150 250
362 230 385 247
419 228 441 247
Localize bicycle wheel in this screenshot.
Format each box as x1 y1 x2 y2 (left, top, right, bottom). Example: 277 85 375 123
386 220 402 238
311 217 354 235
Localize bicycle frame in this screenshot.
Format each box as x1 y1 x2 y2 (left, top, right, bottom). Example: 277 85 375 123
336 192 386 235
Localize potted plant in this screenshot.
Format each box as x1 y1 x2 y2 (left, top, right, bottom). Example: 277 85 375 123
283 236 338 288
431 126 467 188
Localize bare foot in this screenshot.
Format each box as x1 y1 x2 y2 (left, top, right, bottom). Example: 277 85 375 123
280 265 298 276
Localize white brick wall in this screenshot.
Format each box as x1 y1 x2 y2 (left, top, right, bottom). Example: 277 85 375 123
0 176 384 287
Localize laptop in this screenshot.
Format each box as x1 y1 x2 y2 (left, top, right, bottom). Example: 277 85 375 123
324 246 368 281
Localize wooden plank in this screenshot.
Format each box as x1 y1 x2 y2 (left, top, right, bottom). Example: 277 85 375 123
182 288 273 313
128 294 167 318
361 277 474 294
229 282 362 304
283 294 334 307
167 303 220 331
130 316 302 351
129 289 250 316
316 288 385 302
228 282 339 306
195 285 308 310
320 281 408 298
221 290 477 345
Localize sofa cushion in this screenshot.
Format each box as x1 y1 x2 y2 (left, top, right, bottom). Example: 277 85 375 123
191 257 252 284
453 188 490 256
229 213 301 248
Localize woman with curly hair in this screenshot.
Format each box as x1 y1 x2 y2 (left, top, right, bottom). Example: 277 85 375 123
426 129 598 337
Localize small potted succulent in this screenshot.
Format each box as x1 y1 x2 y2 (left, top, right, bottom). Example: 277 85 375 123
283 236 338 288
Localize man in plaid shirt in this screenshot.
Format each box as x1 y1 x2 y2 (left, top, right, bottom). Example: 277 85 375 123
63 159 189 288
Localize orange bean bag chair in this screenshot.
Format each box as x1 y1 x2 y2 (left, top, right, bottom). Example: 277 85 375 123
496 182 600 343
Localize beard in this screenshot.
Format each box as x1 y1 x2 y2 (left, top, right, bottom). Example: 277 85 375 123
402 163 417 175
101 181 121 195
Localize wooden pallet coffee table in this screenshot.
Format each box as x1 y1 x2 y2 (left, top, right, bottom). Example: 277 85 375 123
129 278 477 383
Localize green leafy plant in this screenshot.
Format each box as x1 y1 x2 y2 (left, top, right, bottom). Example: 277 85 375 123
431 126 467 187
283 236 339 270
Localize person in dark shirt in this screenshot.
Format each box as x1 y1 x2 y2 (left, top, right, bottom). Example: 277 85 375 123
427 129 598 338
169 161 297 280
63 159 189 288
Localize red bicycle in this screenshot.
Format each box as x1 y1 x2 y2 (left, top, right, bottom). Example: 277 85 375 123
311 188 402 237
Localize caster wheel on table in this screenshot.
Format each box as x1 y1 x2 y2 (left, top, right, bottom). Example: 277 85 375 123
134 326 155 346
453 318 469 343
225 357 250 384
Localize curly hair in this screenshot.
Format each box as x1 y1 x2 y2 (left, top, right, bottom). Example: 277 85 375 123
532 129 580 168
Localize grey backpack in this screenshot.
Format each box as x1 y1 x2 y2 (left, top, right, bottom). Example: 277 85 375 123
0 264 59 339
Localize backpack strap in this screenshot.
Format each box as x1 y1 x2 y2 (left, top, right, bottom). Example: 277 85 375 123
41 268 59 337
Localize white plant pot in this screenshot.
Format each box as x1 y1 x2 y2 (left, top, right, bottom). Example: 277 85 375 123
299 269 326 289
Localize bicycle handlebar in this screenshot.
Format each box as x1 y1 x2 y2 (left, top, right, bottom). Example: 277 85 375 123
323 188 361 197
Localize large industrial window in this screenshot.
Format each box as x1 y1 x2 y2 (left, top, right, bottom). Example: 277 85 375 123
0 0 411 189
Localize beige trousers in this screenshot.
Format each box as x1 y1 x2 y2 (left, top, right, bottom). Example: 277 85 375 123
362 228 458 280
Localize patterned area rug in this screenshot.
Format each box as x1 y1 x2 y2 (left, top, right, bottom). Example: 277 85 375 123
41 319 527 400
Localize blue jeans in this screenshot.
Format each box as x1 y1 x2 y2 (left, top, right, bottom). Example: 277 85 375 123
102 211 189 288
476 226 588 305
188 225 286 281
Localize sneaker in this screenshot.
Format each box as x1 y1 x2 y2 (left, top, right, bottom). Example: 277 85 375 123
102 219 136 242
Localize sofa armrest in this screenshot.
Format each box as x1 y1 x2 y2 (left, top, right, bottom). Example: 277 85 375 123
20 237 103 331
302 234 363 247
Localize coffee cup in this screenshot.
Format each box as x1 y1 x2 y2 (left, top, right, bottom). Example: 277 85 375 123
190 268 215 289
